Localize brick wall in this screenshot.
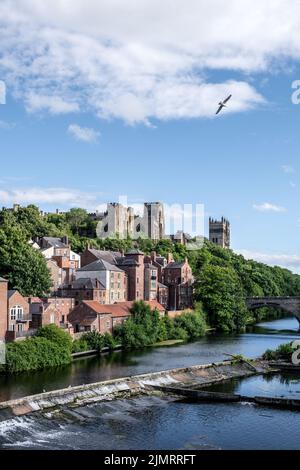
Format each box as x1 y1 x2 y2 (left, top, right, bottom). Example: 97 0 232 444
0 280 8 342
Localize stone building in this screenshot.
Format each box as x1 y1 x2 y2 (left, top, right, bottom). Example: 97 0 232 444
95 202 165 241
209 217 230 249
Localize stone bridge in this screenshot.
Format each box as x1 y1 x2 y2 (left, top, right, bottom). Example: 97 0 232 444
246 297 300 324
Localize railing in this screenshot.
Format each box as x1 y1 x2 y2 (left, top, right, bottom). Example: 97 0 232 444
16 315 32 323
15 329 37 338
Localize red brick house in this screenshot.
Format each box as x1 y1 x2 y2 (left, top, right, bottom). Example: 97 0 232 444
6 290 31 341
117 250 145 301
162 258 194 311
68 300 165 335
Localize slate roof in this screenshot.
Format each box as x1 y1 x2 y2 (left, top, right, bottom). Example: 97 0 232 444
77 259 124 273
7 290 17 298
125 249 144 255
87 249 122 265
165 261 186 269
43 237 68 248
69 278 106 290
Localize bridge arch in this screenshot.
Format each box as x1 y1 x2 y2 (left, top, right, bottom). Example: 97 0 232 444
246 297 300 325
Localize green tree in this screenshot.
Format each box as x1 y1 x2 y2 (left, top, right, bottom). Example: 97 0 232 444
195 264 248 332
0 221 52 296
65 208 88 234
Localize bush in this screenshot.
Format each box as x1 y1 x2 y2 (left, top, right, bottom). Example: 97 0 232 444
5 337 72 373
36 324 72 351
173 310 207 339
103 333 117 350
263 342 294 361
82 331 105 351
72 338 90 353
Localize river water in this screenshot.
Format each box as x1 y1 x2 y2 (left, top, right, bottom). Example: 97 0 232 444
0 316 299 450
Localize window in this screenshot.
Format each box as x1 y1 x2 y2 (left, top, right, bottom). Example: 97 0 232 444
10 306 23 321
17 324 24 332
50 314 55 324
8 324 15 332
106 320 110 328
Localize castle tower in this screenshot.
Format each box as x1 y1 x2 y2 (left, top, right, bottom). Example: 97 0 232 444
143 203 165 241
209 217 230 249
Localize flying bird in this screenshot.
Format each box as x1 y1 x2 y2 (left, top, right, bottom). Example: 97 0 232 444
216 95 232 115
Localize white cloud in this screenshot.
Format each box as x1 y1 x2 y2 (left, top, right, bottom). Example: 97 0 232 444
0 187 100 208
253 202 286 213
281 165 295 174
0 0 286 123
68 124 100 143
26 94 79 115
237 249 300 273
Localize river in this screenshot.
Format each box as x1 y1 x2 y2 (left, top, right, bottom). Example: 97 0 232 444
0 316 299 449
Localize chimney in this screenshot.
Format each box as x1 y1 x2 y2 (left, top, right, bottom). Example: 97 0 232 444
151 251 157 262
62 236 69 246
167 253 174 264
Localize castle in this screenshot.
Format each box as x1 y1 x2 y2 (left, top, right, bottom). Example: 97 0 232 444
96 202 165 241
209 217 230 249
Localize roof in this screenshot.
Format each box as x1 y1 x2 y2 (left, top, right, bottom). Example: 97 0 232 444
0 277 8 283
71 300 165 321
87 249 122 265
125 249 144 255
77 258 124 273
165 261 186 269
43 237 68 248
117 258 139 267
7 290 17 299
69 278 106 290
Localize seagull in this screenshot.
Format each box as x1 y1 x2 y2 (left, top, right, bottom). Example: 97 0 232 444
216 94 232 115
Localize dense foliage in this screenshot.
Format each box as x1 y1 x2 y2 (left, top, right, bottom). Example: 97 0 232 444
191 241 300 331
114 301 207 349
0 210 52 296
1 325 72 374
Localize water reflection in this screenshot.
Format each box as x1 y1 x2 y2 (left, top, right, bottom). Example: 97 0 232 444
0 316 299 403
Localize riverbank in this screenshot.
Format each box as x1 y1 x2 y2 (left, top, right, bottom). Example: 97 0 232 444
0 359 273 420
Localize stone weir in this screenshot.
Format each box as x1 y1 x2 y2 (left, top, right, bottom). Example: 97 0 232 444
0 360 271 420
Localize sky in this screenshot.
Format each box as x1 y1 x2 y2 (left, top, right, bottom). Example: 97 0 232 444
1 1 300 271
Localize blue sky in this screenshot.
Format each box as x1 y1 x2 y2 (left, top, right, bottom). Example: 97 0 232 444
1 1 300 271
